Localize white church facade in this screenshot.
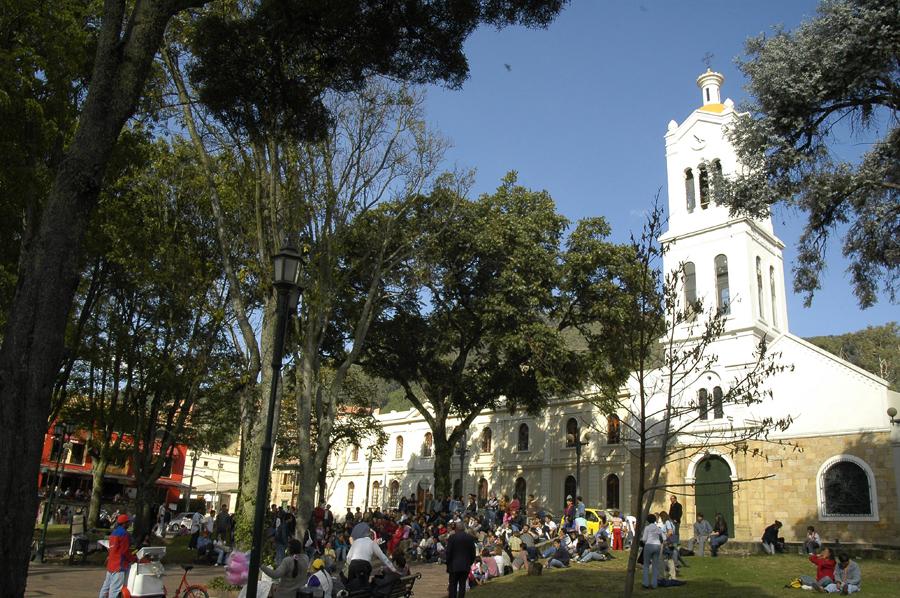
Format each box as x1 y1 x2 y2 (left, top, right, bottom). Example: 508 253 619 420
320 71 900 546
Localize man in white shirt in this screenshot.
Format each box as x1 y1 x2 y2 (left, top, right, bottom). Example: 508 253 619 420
203 509 215 534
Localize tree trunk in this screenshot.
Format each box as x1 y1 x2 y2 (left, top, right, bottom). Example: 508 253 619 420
133 483 154 542
432 435 454 500
234 302 277 547
317 463 327 505
88 456 109 527
0 4 180 592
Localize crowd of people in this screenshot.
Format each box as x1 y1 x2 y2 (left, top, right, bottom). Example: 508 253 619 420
94 490 869 598
252 492 638 597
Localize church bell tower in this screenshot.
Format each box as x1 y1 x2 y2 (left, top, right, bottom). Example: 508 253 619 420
659 70 789 342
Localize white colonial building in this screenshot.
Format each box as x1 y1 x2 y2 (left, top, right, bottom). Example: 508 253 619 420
323 71 900 545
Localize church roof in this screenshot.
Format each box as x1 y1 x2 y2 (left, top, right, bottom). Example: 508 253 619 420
698 102 726 113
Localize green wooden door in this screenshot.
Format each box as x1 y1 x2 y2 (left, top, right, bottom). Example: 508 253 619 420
694 456 734 535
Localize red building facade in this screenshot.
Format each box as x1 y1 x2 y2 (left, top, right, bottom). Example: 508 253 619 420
38 425 188 504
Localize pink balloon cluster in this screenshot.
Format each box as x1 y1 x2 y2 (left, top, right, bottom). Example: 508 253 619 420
225 550 250 586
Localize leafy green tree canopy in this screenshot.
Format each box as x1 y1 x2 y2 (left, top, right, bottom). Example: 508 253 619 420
723 0 898 308
189 0 567 140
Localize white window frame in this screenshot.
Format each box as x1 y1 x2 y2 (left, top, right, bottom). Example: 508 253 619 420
816 454 879 522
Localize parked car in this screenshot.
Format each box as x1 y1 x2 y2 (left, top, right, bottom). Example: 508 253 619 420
167 512 196 534
560 508 620 536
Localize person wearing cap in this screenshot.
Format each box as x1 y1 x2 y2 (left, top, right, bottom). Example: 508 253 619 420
261 539 309 598
98 514 134 598
305 558 334 597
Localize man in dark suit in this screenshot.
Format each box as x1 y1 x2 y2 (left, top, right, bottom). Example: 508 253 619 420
445 522 477 598
668 495 683 543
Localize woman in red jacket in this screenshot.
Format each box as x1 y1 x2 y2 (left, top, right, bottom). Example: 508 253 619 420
798 546 836 590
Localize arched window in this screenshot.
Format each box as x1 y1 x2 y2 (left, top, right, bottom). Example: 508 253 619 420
698 388 709 420
564 475 576 504
346 481 355 506
565 418 578 448
684 168 696 212
607 415 621 444
478 478 488 506
756 257 765 322
714 254 730 315
684 261 697 312
518 423 530 451
699 165 710 209
711 159 723 204
422 432 433 458
514 477 527 503
351 445 359 462
712 386 724 419
480 427 492 453
818 455 878 521
371 481 382 508
770 266 779 328
389 480 400 507
606 474 620 509
394 436 404 460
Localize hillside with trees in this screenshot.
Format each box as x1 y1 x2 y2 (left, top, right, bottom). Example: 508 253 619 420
805 322 898 390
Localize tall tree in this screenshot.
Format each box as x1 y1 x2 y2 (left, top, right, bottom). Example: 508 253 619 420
361 176 591 498
0 1 568 588
0 2 210 590
60 139 239 535
722 0 899 308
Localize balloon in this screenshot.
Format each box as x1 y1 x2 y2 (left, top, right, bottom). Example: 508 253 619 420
225 550 250 586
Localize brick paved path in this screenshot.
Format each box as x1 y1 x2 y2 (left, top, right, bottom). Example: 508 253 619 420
26 561 450 597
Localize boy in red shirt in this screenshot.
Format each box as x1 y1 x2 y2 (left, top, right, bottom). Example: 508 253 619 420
98 514 135 598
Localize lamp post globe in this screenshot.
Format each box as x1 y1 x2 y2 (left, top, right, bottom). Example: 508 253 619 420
273 245 303 288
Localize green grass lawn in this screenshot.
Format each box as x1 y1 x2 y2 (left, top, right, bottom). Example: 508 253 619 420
33 524 74 546
469 553 900 598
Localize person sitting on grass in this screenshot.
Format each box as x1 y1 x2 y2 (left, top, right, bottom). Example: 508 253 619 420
709 513 728 557
512 546 529 571
795 546 835 591
578 531 611 563
686 513 712 557
761 520 784 554
547 538 570 568
823 553 861 594
805 526 822 555
482 548 501 578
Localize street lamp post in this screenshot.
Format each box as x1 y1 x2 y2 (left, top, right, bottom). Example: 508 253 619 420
364 446 376 512
456 431 469 500
38 421 75 562
573 433 589 500
246 245 303 598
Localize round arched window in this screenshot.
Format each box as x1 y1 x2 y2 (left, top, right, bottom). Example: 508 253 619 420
817 455 878 521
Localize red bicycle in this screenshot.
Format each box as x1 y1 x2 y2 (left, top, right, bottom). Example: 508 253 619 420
168 565 209 598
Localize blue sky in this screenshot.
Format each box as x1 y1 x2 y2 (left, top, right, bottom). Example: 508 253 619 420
422 0 896 338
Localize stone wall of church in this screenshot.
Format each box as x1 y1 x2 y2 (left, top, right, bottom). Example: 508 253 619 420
645 432 898 546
